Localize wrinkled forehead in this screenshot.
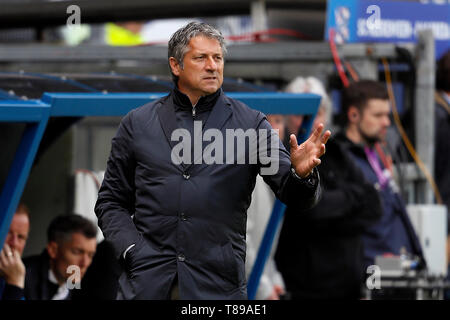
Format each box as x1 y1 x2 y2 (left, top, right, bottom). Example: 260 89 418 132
186 36 223 54
11 213 30 232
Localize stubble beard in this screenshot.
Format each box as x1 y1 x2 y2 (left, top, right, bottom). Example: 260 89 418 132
358 124 382 146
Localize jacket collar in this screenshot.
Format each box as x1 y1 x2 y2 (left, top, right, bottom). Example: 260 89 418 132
334 131 368 159
202 92 232 134
157 90 232 171
172 87 221 114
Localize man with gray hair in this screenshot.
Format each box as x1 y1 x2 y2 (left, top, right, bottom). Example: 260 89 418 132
96 22 330 300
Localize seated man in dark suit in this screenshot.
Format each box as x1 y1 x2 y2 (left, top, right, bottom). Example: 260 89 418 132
23 214 97 300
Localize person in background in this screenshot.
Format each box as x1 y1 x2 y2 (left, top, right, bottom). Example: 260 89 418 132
283 77 332 148
105 22 145 46
23 214 97 300
283 79 305 149
434 50 450 264
339 81 424 272
0 203 30 300
71 239 121 300
275 78 384 299
434 50 450 299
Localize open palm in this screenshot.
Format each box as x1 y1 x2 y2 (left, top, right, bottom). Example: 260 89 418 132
290 123 331 178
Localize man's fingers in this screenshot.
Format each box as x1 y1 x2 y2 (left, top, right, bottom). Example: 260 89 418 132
319 143 326 157
12 249 20 260
314 158 321 166
3 243 13 259
310 123 324 142
0 249 8 266
321 130 331 144
289 134 298 150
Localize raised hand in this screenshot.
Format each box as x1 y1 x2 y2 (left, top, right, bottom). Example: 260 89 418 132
290 123 331 178
0 243 26 288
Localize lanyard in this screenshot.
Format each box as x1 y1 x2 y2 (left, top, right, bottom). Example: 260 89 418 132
364 146 389 190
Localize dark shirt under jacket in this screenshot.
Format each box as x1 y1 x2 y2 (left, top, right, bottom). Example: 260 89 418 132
95 88 321 300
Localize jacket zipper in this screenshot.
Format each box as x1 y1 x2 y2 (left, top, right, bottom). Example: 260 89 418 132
192 106 196 118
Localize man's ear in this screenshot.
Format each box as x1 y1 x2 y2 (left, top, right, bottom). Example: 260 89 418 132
47 241 58 259
347 106 360 124
169 57 181 77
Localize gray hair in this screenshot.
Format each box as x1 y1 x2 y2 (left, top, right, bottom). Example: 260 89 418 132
285 76 333 126
168 22 227 82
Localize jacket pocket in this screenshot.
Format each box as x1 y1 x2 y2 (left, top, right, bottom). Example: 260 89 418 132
124 239 145 276
220 242 239 286
117 270 136 300
125 237 158 277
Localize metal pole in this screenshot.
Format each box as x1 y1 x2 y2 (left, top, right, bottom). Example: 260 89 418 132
251 0 267 32
414 29 435 204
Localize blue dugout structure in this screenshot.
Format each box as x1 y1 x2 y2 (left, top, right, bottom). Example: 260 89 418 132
0 90 320 300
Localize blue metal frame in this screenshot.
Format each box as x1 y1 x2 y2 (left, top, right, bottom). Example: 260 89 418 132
223 77 272 92
0 71 100 94
0 88 20 100
247 199 286 299
0 100 50 250
0 92 320 299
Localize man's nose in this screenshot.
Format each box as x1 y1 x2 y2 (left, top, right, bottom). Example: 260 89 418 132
7 235 18 250
205 56 217 71
82 254 94 269
78 256 89 269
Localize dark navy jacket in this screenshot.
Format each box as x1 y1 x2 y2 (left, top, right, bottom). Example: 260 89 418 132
0 278 24 300
95 89 321 300
23 250 70 300
338 133 425 268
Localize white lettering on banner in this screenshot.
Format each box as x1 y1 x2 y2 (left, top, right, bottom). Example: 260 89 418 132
414 21 450 40
358 17 450 41
366 5 381 31
357 18 413 39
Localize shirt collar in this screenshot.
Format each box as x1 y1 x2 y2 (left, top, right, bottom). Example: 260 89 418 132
48 268 70 300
